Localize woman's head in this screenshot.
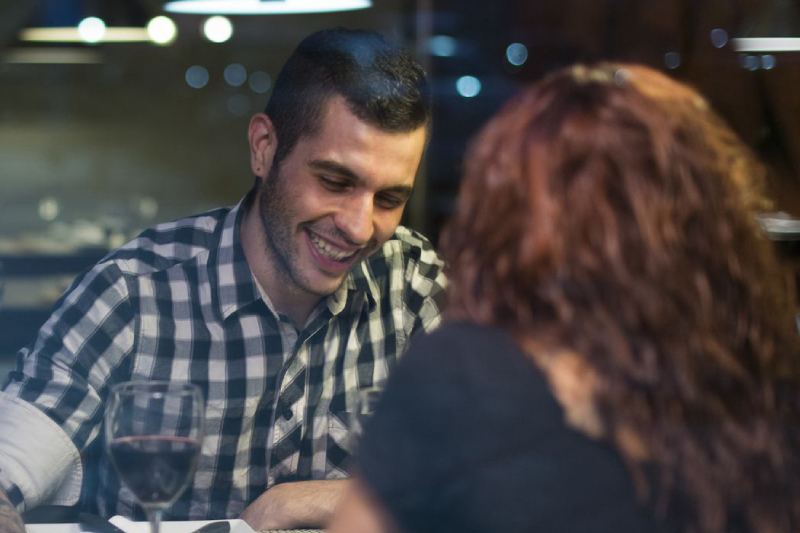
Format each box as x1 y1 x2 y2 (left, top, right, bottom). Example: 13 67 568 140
442 63 800 532
443 63 772 332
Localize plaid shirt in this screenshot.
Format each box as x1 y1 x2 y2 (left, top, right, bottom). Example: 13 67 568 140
0 198 446 519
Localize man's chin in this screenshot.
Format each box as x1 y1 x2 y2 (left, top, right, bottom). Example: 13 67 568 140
302 272 348 299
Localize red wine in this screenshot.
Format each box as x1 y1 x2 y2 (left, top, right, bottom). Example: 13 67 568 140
109 436 200 506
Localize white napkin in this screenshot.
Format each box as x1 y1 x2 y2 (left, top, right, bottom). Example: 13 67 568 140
107 517 255 533
109 516 148 533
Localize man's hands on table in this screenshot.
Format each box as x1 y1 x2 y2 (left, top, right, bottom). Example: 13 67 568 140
239 479 349 531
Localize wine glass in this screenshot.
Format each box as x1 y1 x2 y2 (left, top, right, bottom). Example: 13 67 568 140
105 381 205 533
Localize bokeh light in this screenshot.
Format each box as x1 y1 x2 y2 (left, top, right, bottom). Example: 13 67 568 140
186 65 210 88
664 51 681 69
147 16 177 45
227 94 251 116
710 28 728 49
224 63 247 87
506 43 528 66
38 197 60 221
456 75 481 98
78 17 106 44
248 71 272 94
429 35 457 57
203 16 233 43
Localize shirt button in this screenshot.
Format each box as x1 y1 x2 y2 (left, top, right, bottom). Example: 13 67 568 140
282 408 293 420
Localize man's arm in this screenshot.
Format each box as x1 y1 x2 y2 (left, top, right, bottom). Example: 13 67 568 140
327 478 400 533
0 261 135 511
239 479 349 530
0 488 24 533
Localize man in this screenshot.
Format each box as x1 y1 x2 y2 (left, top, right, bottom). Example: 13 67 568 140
0 28 445 530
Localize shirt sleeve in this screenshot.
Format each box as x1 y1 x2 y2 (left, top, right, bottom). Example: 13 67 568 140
0 261 137 511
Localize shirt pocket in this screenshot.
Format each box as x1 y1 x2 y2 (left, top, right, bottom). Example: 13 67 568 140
325 411 353 478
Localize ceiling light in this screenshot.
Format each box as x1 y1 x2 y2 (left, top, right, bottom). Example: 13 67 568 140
203 16 233 43
20 25 150 43
19 16 178 44
147 16 178 45
77 17 106 43
164 0 371 15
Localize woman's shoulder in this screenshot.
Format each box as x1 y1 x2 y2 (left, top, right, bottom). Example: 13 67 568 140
401 320 542 384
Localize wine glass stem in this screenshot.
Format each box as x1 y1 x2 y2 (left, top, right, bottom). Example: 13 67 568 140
146 508 163 533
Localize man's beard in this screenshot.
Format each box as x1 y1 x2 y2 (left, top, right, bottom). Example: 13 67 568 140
257 163 349 301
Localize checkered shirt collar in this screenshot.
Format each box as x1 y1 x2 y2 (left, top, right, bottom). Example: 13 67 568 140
210 198 377 322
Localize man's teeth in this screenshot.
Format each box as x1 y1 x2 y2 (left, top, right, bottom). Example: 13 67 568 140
310 233 353 261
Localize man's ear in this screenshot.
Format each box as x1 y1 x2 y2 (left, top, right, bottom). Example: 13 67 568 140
248 113 277 181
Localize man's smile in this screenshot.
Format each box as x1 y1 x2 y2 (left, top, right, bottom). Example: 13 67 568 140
305 228 365 273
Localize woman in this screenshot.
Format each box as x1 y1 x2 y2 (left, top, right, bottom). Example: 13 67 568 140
327 63 800 533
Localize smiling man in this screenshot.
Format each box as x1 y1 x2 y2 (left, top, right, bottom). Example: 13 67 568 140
243 92 428 327
0 29 445 530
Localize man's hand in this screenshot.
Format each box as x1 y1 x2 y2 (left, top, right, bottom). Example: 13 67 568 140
239 479 350 531
0 489 24 533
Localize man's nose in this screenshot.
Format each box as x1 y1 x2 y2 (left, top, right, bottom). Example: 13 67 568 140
336 195 374 246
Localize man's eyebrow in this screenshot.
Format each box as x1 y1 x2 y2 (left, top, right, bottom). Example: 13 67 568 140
309 159 414 198
308 159 361 182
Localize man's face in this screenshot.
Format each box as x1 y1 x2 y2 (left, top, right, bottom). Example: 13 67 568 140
254 95 427 303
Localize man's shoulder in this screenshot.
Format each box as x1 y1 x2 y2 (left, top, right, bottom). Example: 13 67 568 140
351 225 446 301
100 205 232 277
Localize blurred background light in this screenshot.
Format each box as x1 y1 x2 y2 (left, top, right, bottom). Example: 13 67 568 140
710 28 728 48
147 16 177 45
227 94 251 116
429 35 457 57
186 65 210 88
248 71 272 94
165 0 372 14
203 16 233 43
664 51 681 69
732 37 800 51
739 54 760 70
2 48 102 64
761 54 777 69
38 198 59 222
456 75 481 98
77 17 106 43
137 197 159 220
20 22 151 43
505 43 528 66
224 63 247 87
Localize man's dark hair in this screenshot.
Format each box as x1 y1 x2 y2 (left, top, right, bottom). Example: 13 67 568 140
264 27 431 167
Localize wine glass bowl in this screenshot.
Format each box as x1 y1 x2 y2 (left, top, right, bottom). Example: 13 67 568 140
106 381 204 531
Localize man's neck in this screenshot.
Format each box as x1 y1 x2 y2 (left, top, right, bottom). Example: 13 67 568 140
240 205 320 326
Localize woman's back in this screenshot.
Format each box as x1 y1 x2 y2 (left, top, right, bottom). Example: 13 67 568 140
359 321 671 533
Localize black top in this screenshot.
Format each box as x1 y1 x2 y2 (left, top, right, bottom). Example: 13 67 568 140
357 321 664 533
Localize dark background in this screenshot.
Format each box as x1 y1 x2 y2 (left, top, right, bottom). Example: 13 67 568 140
1 0 798 363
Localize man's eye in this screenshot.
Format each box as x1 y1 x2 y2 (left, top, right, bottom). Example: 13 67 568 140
376 194 405 210
320 176 348 191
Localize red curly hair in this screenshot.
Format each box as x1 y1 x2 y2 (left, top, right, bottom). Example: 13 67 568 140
441 63 800 533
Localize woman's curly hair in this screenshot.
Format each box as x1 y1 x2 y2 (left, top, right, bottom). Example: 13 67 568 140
441 63 800 533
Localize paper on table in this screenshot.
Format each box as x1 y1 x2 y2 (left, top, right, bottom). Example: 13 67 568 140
110 518 253 533
26 519 255 533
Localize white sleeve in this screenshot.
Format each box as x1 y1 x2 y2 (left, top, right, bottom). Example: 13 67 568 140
0 391 82 510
